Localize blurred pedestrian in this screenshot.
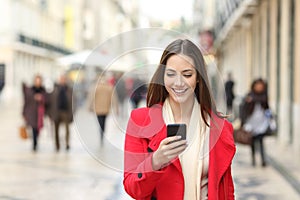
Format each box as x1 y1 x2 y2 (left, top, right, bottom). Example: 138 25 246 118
240 78 269 167
123 39 236 199
88 75 118 144
47 75 73 151
22 74 47 151
225 72 235 115
0 80 4 94
115 73 128 118
129 78 147 109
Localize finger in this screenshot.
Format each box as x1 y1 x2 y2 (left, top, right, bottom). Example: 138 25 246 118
161 136 182 145
164 143 187 157
166 139 187 150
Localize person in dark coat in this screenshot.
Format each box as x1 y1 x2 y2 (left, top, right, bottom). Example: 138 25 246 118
22 74 47 151
0 80 4 94
225 72 235 114
130 78 147 109
48 75 73 151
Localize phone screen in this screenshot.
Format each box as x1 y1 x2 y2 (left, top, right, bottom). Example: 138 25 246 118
167 124 186 140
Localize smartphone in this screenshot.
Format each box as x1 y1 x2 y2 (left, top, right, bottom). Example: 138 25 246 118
167 124 186 140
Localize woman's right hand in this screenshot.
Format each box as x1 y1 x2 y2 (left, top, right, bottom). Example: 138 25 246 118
152 136 187 171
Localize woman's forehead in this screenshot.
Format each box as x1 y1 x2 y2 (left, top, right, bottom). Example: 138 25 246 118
166 54 194 69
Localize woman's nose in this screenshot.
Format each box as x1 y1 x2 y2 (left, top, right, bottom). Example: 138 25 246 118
174 75 184 86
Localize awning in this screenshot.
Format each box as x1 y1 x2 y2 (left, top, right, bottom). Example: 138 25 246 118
56 49 114 68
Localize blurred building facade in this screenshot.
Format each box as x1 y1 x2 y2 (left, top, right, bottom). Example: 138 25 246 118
213 0 300 152
193 0 216 32
0 0 136 101
0 0 72 99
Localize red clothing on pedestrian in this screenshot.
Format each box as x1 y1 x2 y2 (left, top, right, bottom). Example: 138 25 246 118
123 104 236 200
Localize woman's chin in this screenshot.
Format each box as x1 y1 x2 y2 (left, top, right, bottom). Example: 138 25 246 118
170 95 189 105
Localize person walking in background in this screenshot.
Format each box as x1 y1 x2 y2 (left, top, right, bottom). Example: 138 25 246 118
88 74 118 144
225 72 235 115
22 74 47 152
48 75 73 152
123 39 236 200
240 78 269 167
0 80 4 94
129 78 147 109
115 73 128 118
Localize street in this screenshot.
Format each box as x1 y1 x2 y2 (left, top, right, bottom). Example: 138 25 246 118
0 99 299 200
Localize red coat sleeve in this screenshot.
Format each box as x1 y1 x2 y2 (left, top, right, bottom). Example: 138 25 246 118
123 109 166 199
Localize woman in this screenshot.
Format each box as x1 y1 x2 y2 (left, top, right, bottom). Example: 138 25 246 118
123 39 236 200
22 75 47 151
240 78 269 167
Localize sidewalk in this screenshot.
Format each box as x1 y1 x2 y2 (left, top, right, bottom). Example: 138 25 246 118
265 136 300 194
0 98 299 199
0 99 132 200
232 142 300 199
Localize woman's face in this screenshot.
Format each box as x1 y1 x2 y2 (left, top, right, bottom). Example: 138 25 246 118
254 82 265 93
34 76 42 87
164 54 197 105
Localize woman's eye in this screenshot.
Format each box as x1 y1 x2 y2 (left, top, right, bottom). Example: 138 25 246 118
166 73 176 77
183 74 193 78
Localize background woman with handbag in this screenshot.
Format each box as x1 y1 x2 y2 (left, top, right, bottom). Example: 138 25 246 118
123 39 236 200
240 78 269 167
22 74 47 151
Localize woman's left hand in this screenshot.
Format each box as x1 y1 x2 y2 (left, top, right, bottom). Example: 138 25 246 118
151 136 187 170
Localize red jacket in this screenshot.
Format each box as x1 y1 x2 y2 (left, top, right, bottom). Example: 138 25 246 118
123 104 236 200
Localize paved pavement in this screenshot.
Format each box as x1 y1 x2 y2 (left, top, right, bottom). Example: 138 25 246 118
0 98 299 199
0 98 133 200
233 141 300 199
266 137 300 195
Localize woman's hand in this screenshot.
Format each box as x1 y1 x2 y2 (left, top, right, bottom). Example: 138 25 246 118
152 136 187 171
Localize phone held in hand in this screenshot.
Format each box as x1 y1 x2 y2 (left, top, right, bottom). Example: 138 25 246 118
167 124 186 140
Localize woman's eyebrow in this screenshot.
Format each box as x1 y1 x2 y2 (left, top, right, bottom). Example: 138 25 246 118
166 68 194 73
166 68 195 72
165 68 176 72
182 69 194 73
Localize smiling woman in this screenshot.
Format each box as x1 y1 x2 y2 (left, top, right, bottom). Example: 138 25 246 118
123 39 236 200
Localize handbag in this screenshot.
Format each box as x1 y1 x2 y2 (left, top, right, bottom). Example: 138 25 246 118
233 128 253 145
19 125 28 140
264 110 277 136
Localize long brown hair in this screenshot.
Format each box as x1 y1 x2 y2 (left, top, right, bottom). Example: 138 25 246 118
147 39 222 126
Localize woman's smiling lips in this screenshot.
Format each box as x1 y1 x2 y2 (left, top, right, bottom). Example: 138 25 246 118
172 88 188 95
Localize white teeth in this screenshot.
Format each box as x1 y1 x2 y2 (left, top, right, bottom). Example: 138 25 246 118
173 89 186 93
